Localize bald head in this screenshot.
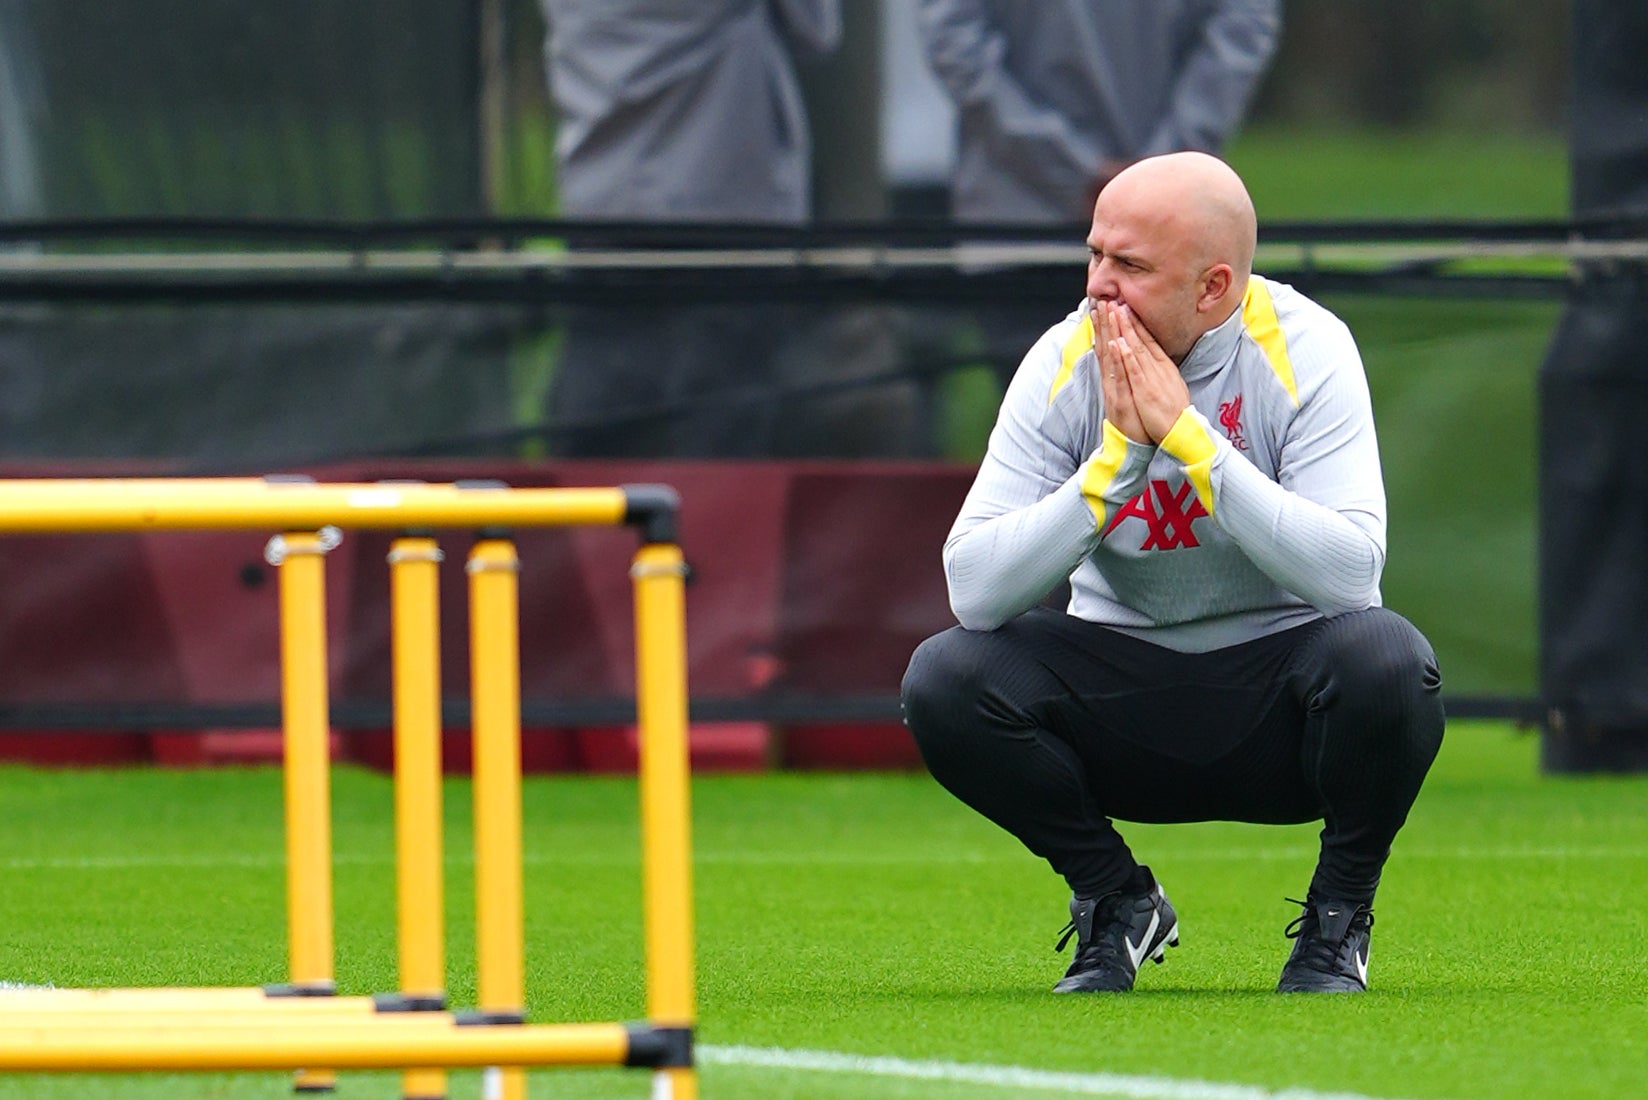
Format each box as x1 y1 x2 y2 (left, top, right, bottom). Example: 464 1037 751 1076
1102 152 1257 285
1085 153 1257 359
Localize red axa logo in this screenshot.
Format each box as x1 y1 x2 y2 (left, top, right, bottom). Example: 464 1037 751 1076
1218 394 1248 450
1103 480 1208 549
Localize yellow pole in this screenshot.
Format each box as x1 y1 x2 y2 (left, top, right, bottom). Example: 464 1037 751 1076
0 991 386 1013
389 535 448 1100
0 1008 455 1027
631 542 698 1100
0 480 630 534
0 1020 636 1072
468 537 527 1100
271 528 341 1094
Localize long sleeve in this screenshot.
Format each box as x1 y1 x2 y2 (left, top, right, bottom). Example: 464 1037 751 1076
946 417 1157 630
915 0 1103 216
545 0 817 222
1159 408 1385 615
915 0 1018 109
769 0 842 58
1142 0 1283 155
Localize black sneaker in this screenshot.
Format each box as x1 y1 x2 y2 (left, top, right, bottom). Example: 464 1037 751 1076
1051 866 1179 993
1276 897 1373 993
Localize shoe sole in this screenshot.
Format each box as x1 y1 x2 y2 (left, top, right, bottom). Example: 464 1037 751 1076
1148 921 1181 964
1276 974 1365 993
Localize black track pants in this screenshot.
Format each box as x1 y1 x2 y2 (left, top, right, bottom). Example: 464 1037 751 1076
900 607 1445 903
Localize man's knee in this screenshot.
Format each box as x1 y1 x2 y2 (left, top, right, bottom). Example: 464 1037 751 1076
1334 606 1435 680
901 627 981 735
1305 609 1444 744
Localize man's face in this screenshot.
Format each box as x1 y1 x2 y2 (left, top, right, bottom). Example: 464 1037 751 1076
1084 190 1205 362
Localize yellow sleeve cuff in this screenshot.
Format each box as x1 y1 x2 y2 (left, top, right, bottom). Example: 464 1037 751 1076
1079 419 1133 529
1158 409 1217 514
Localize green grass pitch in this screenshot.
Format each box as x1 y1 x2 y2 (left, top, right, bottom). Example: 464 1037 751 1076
0 720 1644 1098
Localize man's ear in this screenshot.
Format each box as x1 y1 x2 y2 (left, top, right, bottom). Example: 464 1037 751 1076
1198 264 1233 312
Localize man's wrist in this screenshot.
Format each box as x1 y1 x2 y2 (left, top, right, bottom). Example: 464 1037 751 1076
1158 408 1216 465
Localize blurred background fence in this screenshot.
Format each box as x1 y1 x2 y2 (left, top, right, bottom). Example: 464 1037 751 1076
0 0 1641 771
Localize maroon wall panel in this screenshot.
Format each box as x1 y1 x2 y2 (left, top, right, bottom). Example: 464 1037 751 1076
0 460 974 770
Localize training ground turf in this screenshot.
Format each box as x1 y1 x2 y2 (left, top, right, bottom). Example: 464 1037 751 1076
0 718 1642 1098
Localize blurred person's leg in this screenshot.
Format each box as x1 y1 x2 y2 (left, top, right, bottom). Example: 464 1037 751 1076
549 303 784 458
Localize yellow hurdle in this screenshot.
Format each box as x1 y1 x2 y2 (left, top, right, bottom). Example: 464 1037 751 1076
0 479 696 1095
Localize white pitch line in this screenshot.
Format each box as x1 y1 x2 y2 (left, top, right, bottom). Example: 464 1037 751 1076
698 1044 1425 1100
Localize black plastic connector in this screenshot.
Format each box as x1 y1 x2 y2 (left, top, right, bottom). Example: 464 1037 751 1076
371 991 448 1012
261 980 337 997
451 1009 527 1026
623 1024 693 1068
621 483 681 545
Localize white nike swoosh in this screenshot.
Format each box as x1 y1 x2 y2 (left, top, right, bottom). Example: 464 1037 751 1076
1125 911 1160 972
1354 945 1370 987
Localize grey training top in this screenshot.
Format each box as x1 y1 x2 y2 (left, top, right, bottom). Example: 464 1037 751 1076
542 0 841 223
916 0 1282 223
945 276 1388 653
